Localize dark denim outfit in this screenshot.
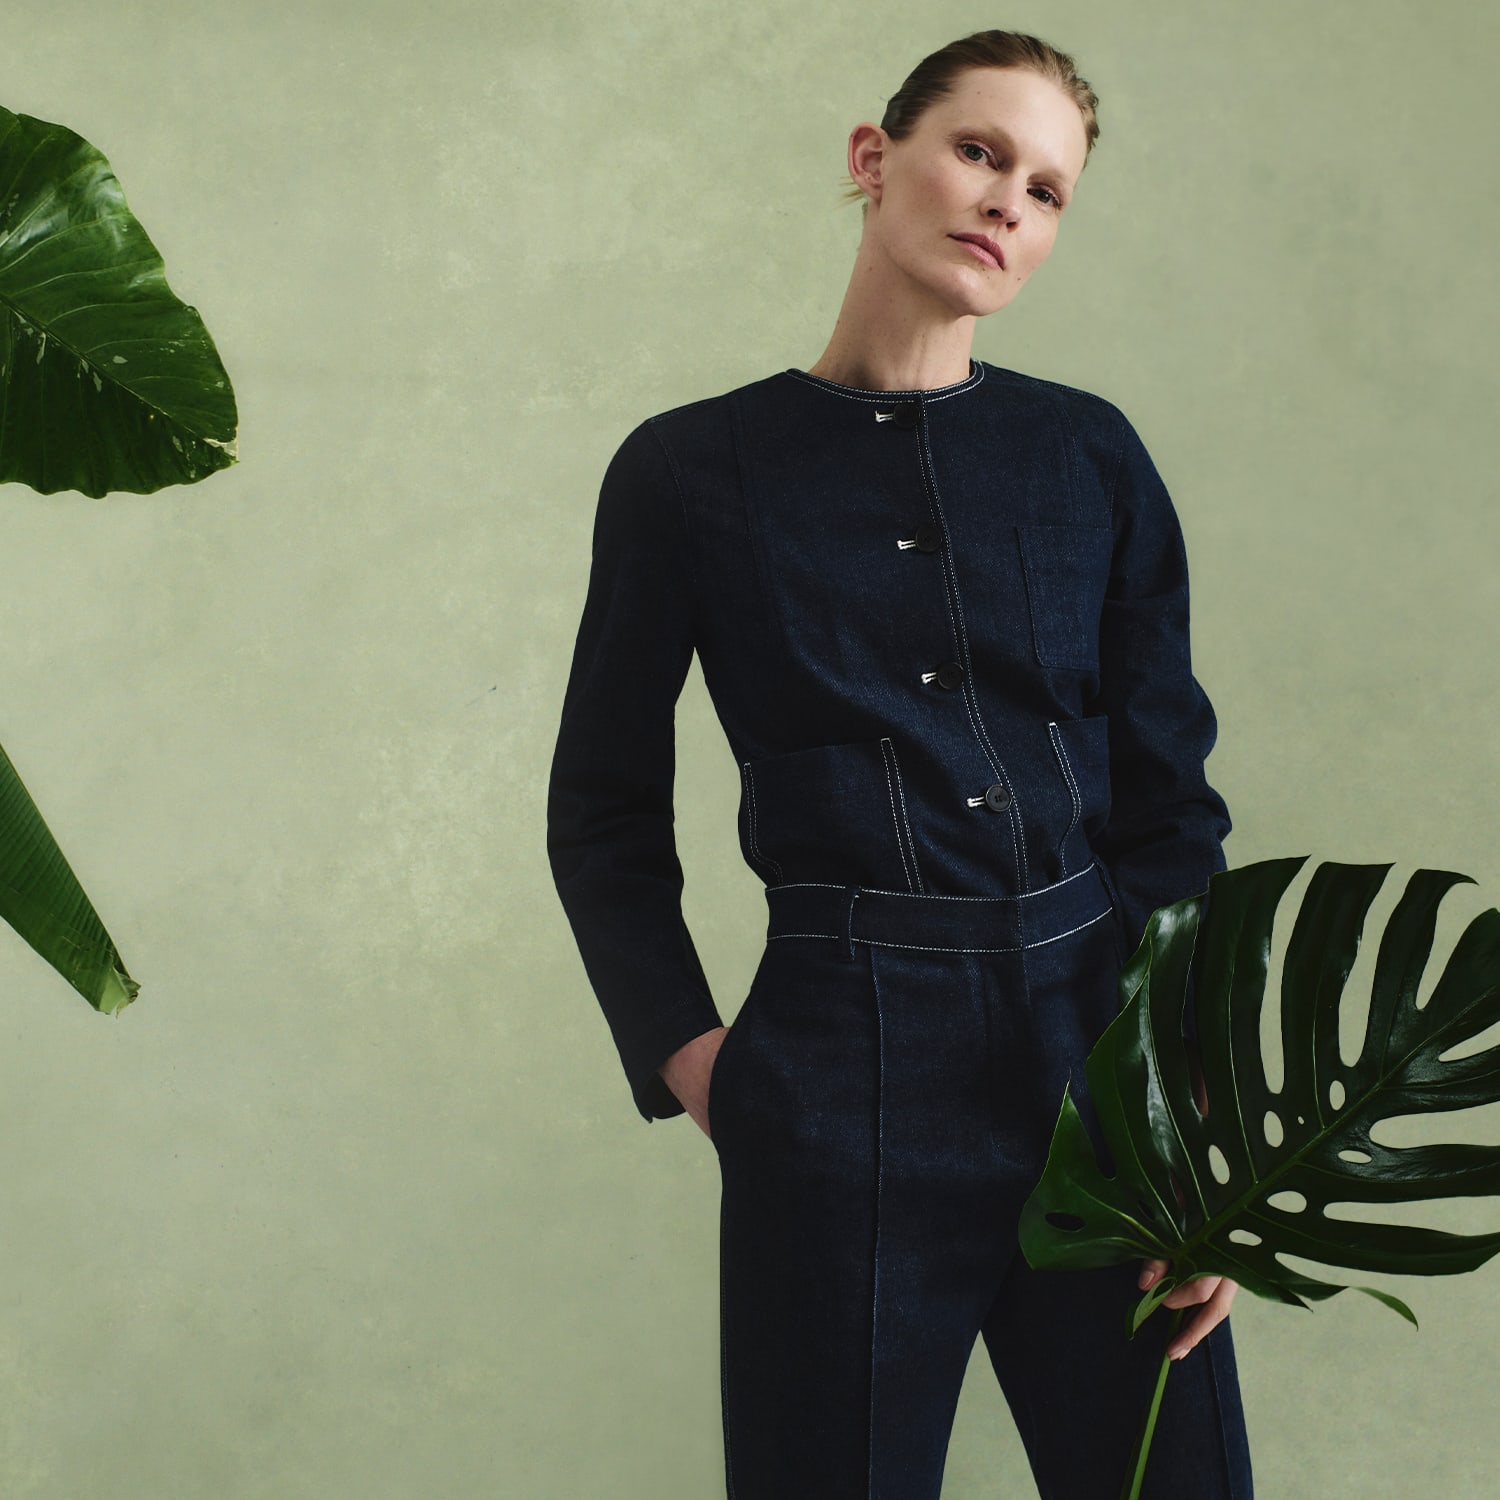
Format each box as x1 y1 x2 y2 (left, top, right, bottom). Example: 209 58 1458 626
547 358 1253 1498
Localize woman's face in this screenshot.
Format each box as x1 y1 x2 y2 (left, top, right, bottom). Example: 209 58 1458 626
853 67 1089 320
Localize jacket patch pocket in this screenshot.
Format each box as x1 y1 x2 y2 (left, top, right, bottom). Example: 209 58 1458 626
739 736 923 892
1047 715 1112 855
1017 523 1113 671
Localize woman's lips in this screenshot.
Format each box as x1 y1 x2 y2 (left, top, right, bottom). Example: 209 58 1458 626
951 235 1002 269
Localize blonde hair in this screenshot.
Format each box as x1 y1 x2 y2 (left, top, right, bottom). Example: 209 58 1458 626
838 30 1101 213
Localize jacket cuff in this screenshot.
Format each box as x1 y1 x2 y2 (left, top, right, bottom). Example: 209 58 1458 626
624 999 726 1123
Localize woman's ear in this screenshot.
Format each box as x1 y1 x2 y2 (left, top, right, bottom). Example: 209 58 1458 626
847 122 887 205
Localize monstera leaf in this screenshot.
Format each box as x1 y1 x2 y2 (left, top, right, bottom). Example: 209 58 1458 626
1023 856 1500 1315
0 105 237 496
0 741 136 1014
1020 856 1500 1498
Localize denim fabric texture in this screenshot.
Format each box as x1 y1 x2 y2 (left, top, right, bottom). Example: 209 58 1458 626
546 358 1231 1122
709 867 1250 1498
545 359 1248 1497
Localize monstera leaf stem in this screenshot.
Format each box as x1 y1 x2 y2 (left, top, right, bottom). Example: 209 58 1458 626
1121 1306 1185 1500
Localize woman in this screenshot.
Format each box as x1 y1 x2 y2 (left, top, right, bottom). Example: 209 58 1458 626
547 28 1253 1500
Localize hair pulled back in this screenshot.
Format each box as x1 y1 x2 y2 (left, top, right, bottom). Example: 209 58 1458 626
839 29 1100 212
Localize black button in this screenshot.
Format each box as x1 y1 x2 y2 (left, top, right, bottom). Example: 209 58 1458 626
913 524 942 553
983 783 1013 812
888 402 918 429
935 661 964 690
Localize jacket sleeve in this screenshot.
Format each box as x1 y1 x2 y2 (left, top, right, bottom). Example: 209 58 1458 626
1086 409 1232 1040
546 418 723 1122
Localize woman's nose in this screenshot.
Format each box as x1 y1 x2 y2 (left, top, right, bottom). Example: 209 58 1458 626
983 178 1024 225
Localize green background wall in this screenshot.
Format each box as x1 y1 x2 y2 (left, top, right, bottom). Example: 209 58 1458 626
3 1 1497 1494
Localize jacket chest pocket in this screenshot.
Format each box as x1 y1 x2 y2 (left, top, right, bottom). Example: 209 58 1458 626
1016 523 1113 672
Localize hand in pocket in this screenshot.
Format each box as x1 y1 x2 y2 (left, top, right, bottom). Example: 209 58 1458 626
658 1026 729 1139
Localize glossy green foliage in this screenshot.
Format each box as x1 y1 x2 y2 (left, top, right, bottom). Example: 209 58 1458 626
0 741 137 1013
0 106 237 495
1021 857 1500 1335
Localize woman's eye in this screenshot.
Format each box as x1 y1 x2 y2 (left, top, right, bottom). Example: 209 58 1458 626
959 143 1061 208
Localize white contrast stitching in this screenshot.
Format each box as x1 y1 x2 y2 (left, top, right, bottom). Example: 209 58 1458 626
769 863 1099 900
1048 720 1082 876
882 738 925 895
914 419 1026 887
866 947 887 1497
740 762 783 885
782 362 987 403
877 738 918 894
766 905 1113 952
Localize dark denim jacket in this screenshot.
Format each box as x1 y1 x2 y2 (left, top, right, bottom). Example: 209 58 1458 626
546 358 1230 1121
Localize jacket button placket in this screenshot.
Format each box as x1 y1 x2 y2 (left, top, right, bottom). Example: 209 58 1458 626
880 396 1022 868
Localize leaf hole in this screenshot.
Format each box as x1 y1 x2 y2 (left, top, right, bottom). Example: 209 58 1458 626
1228 1229 1263 1247
1438 1016 1500 1064
1266 1189 1308 1213
1338 1148 1372 1164
1323 1196 1496 1233
1208 1144 1231 1185
1371 1104 1500 1150
1263 1110 1283 1148
1045 1211 1086 1233
1329 1078 1345 1110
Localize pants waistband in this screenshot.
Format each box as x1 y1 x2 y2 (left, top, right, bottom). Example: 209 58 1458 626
763 861 1115 958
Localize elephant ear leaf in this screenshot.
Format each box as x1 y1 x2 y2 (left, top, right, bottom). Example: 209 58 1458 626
1020 856 1500 1334
0 105 237 496
0 742 137 1013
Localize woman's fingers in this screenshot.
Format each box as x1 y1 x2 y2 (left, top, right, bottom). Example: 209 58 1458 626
1165 1277 1239 1360
1137 1257 1169 1290
1136 1261 1242 1360
1162 1273 1221 1308
1138 1262 1223 1308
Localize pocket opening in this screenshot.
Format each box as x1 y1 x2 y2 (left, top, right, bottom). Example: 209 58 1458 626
735 737 923 890
1016 522 1112 672
1047 721 1083 875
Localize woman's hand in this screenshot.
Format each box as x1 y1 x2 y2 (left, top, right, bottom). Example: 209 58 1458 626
1138 1032 1237 1359
658 1026 729 1139
1137 1259 1239 1360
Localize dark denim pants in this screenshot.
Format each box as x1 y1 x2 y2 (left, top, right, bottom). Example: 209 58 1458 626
709 862 1252 1500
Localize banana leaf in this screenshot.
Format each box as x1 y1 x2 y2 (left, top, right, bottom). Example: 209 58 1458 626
1020 856 1500 1497
0 739 136 1013
0 105 237 496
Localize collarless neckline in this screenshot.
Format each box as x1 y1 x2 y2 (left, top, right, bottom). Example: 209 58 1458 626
783 359 986 400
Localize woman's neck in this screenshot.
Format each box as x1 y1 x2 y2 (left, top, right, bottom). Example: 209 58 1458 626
804 256 979 392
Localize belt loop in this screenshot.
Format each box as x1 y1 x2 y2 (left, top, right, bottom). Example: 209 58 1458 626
839 887 860 962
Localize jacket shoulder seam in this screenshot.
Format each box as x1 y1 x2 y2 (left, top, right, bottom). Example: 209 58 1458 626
985 367 1128 525
641 417 703 601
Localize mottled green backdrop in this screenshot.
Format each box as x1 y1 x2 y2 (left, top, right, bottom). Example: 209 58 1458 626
2 2 1497 1495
